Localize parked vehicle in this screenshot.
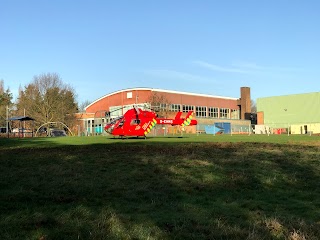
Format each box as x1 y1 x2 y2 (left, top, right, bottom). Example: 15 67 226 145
49 129 67 137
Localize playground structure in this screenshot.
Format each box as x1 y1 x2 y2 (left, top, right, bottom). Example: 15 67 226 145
35 122 74 137
7 116 35 138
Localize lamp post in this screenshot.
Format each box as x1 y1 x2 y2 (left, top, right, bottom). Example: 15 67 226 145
6 105 9 138
284 108 289 136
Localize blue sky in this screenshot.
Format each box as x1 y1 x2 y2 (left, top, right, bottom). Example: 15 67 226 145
1 0 320 104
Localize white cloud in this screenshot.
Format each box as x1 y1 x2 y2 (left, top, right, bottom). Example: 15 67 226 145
194 60 303 75
143 69 215 83
193 60 252 74
231 61 265 70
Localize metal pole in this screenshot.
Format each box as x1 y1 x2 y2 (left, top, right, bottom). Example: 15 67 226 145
24 109 26 137
6 105 9 138
100 110 102 135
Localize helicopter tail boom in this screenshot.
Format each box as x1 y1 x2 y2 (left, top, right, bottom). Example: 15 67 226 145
156 111 197 126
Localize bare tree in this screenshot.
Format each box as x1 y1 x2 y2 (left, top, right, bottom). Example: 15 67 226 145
78 100 92 113
147 92 171 117
251 99 257 113
0 80 3 93
16 73 78 129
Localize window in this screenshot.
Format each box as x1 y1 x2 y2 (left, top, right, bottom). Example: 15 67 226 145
182 105 193 113
127 92 132 99
160 103 167 111
109 106 123 118
219 108 229 118
196 106 206 117
170 104 181 112
130 119 141 125
231 109 239 119
208 107 219 118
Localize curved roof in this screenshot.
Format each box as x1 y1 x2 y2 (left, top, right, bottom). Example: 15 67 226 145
85 87 238 110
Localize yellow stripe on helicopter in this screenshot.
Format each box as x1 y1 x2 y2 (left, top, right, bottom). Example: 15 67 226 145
181 113 193 127
144 118 157 135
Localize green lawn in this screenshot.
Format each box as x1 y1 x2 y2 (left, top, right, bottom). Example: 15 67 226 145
0 135 319 239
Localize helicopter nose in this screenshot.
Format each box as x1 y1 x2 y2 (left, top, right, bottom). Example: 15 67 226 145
105 124 115 134
104 125 111 133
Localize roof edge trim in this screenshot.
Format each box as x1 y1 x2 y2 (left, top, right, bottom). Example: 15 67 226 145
85 87 238 110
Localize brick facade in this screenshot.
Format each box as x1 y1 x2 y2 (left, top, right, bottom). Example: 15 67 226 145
77 87 251 135
85 88 240 114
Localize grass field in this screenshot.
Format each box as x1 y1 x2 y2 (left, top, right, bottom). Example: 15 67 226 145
1 135 320 239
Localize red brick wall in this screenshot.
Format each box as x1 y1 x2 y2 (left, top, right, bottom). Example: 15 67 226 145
239 87 251 119
85 90 152 114
257 111 264 125
153 91 238 109
85 89 239 114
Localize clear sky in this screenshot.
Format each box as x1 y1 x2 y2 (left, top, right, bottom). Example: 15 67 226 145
1 0 320 104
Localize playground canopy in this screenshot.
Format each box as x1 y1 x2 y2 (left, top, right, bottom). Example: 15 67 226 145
9 116 35 121
9 116 35 137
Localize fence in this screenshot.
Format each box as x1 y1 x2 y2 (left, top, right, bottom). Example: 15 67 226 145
68 120 320 137
254 122 320 135
196 122 252 135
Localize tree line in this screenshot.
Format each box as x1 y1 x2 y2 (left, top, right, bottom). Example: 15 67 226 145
0 73 80 132
0 80 13 128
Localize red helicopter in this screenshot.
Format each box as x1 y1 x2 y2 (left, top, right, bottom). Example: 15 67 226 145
104 106 197 138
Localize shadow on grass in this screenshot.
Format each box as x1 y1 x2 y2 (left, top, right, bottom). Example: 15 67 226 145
0 141 320 239
0 137 63 149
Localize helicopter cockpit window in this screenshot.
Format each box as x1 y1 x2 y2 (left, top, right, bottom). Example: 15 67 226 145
130 119 141 125
110 116 123 125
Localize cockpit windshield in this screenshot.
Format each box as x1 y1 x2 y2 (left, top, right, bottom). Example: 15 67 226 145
109 116 123 125
105 116 124 134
